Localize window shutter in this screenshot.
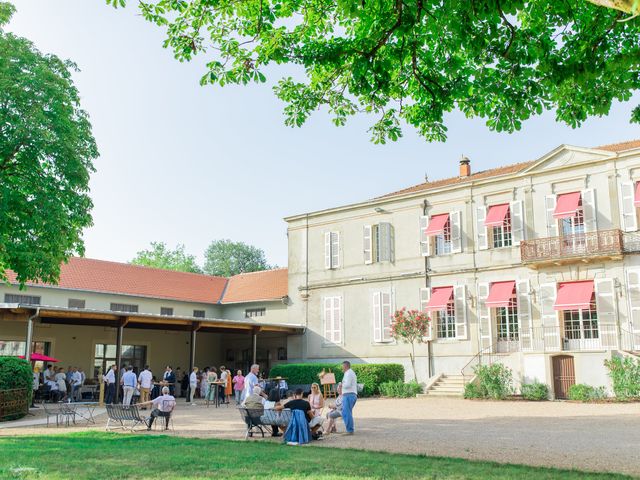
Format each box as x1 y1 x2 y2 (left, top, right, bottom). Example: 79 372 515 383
372 291 382 342
323 297 332 341
545 195 558 238
582 189 597 233
324 232 332 270
453 285 468 339
476 206 488 250
510 200 525 246
595 278 617 348
389 224 395 262
331 232 340 268
420 288 433 340
450 210 463 253
419 216 431 257
363 225 373 264
333 296 342 344
626 268 640 350
378 223 393 262
516 280 533 350
477 283 492 351
381 291 393 342
619 182 638 232
540 283 560 351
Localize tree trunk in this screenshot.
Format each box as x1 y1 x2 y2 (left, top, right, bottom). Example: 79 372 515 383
410 342 418 382
586 0 637 14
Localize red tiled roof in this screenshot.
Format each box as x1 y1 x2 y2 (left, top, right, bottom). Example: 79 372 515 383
594 140 640 152
222 268 288 304
5 257 227 304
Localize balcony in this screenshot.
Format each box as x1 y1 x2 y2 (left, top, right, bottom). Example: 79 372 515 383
520 229 624 267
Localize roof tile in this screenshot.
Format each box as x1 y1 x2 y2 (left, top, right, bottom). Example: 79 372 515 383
222 268 288 303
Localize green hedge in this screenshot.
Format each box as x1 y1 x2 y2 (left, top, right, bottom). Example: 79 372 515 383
567 384 607 402
379 380 422 398
0 356 33 421
604 356 640 399
268 363 404 396
520 381 549 401
463 363 514 400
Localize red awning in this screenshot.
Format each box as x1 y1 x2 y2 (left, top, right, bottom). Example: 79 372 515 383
18 353 59 362
554 281 594 311
634 182 640 207
424 214 450 236
425 286 454 310
486 281 516 308
553 192 581 219
484 203 510 227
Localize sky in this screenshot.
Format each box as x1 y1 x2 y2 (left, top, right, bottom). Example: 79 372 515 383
7 1 640 268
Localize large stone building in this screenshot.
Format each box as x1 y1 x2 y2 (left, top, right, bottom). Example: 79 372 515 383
284 140 640 398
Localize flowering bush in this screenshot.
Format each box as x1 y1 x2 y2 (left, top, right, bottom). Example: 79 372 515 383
391 308 431 381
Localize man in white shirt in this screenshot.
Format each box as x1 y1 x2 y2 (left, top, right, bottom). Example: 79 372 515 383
189 367 198 405
70 367 83 402
43 364 55 383
121 365 137 405
340 361 358 435
242 364 260 402
138 365 153 409
103 365 117 404
145 386 176 430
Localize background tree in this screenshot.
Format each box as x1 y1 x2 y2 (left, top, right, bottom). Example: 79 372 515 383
130 242 202 273
108 0 640 143
0 2 97 286
203 239 271 277
391 308 431 382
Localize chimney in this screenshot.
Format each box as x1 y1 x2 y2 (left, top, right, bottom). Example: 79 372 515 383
459 155 471 177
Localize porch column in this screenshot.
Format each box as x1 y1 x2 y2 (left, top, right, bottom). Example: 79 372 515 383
252 329 258 365
24 310 37 360
115 319 124 403
189 323 198 373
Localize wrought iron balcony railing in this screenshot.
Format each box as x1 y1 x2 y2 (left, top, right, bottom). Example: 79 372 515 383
520 229 624 264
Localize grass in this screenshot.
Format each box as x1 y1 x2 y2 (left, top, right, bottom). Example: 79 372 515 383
0 432 632 480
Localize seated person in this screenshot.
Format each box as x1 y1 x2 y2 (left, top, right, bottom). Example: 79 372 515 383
145 386 176 430
325 382 343 434
276 388 323 438
243 385 266 411
261 389 286 437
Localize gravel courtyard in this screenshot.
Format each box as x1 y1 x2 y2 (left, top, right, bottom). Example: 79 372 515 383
1 397 639 476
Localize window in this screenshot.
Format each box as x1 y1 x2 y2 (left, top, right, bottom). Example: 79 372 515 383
492 209 512 248
435 300 456 339
4 294 41 305
563 297 599 342
94 344 146 378
561 198 585 237
364 223 394 264
0 340 50 356
496 295 519 342
193 310 205 318
323 296 342 344
68 299 85 309
245 308 266 318
434 217 452 255
160 307 174 316
110 303 138 313
324 231 340 269
372 291 393 342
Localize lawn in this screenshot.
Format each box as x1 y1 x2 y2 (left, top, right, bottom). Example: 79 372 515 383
0 432 631 480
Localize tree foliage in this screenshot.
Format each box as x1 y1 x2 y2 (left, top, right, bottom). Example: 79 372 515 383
203 239 271 277
130 242 203 273
107 0 640 143
391 308 430 381
0 3 97 286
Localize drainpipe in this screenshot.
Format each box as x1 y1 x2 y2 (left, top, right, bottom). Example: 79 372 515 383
24 307 40 360
422 199 432 378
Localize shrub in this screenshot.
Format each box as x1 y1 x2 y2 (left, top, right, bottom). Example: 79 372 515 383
473 363 514 400
463 382 483 399
379 380 422 398
567 384 607 402
268 363 404 396
0 356 33 421
520 381 549 401
604 356 640 399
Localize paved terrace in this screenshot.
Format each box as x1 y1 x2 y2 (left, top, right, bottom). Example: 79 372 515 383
1 397 639 476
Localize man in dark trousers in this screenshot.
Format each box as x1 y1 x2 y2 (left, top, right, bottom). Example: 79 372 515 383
103 364 117 404
163 365 176 396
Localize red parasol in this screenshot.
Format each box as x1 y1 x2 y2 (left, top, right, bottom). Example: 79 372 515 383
18 353 59 363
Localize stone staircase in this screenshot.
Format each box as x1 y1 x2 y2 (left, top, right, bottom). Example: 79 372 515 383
420 374 466 397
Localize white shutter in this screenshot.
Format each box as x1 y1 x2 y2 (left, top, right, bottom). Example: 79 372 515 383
381 291 393 342
323 297 332 341
516 279 532 350
545 195 558 238
476 206 488 250
453 285 468 339
595 278 617 348
450 210 463 253
477 282 492 351
619 182 638 232
419 216 431 257
324 232 332 269
388 224 395 262
331 232 340 268
333 296 342 344
626 268 640 349
540 283 560 351
582 189 597 233
420 288 433 340
378 223 391 262
363 225 373 264
372 291 382 342
510 200 525 246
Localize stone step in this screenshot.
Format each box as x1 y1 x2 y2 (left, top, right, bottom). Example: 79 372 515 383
422 390 463 397
430 386 465 392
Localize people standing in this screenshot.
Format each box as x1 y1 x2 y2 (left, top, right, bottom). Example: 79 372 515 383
223 367 233 404
189 367 198 406
232 370 245 404
121 365 137 405
174 367 183 398
70 367 83 402
138 365 153 409
340 361 357 435
104 364 117 404
55 368 68 401
32 366 40 407
200 367 211 400
219 366 229 404
163 366 176 395
242 364 260 402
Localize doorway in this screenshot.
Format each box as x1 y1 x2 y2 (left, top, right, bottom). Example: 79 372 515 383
552 355 575 399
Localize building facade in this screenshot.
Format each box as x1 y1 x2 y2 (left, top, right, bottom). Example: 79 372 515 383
284 140 640 398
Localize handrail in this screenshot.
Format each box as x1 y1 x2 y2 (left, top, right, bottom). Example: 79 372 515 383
460 342 499 380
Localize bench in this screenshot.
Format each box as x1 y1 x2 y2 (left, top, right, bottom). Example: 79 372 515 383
238 407 293 440
105 404 148 432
